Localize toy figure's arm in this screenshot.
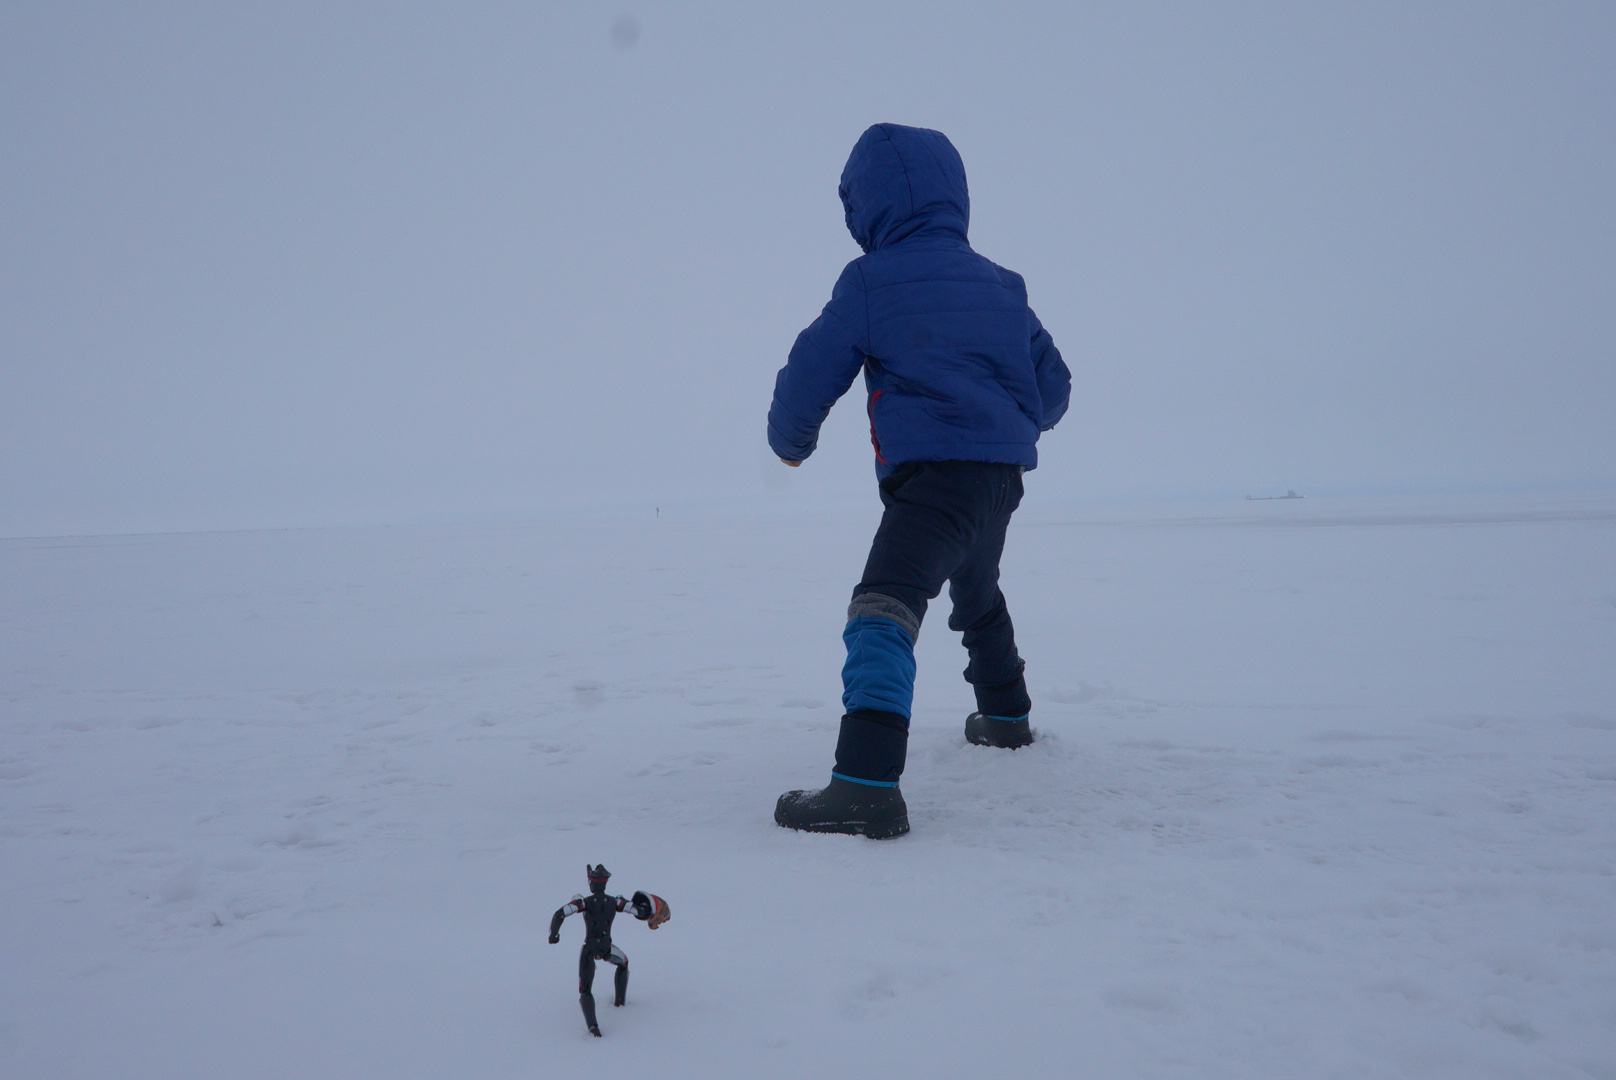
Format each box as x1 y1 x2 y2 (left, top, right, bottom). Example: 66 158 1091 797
630 890 672 929
548 896 583 943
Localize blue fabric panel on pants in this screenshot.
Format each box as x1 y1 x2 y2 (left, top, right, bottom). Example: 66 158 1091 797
841 616 916 719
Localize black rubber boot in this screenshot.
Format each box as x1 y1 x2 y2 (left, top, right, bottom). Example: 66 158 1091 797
965 711 1033 749
775 776 909 839
580 992 601 1036
614 964 628 1007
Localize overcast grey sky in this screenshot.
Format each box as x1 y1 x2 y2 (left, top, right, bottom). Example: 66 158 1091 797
3 1 1612 536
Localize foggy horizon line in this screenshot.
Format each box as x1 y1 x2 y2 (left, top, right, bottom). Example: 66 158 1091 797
5 480 1613 544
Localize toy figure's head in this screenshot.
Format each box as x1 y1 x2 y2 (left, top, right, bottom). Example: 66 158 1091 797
586 864 611 895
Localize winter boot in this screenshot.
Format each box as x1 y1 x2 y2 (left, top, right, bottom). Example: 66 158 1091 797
579 992 601 1036
614 964 628 1007
965 711 1033 749
775 776 909 839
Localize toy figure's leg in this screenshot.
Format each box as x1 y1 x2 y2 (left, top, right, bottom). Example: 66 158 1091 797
578 946 597 995
603 945 629 1006
577 947 602 1036
579 991 600 1036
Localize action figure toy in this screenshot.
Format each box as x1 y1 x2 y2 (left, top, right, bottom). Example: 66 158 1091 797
548 864 670 1036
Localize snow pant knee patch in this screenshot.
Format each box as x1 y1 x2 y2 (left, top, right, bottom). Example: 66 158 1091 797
841 615 917 718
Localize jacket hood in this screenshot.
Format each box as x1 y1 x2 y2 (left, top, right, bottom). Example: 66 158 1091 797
840 124 970 253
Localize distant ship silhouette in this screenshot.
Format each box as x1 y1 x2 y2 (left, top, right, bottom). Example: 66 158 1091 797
1246 490 1304 501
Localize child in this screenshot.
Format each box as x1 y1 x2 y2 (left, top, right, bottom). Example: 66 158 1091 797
768 123 1070 838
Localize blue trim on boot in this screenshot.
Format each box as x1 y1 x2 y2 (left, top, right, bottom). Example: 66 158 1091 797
831 772 900 788
985 713 1030 722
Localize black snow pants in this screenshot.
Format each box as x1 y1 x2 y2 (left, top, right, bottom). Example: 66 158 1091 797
834 460 1033 784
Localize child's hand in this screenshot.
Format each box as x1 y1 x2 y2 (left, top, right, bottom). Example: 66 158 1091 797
548 934 560 944
779 458 801 467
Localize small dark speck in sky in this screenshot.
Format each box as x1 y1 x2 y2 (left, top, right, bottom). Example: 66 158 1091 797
611 15 641 50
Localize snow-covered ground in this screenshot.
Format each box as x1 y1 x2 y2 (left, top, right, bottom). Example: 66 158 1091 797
3 490 1614 1079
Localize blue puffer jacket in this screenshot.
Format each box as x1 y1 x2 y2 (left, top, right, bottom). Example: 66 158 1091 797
768 123 1070 476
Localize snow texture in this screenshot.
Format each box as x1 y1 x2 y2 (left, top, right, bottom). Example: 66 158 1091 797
2 490 1614 1078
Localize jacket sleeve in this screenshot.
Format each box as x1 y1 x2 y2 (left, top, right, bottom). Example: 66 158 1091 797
1028 308 1071 432
768 262 870 462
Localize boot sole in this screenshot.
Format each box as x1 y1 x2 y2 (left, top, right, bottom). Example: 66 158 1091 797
965 731 1033 749
776 814 911 839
